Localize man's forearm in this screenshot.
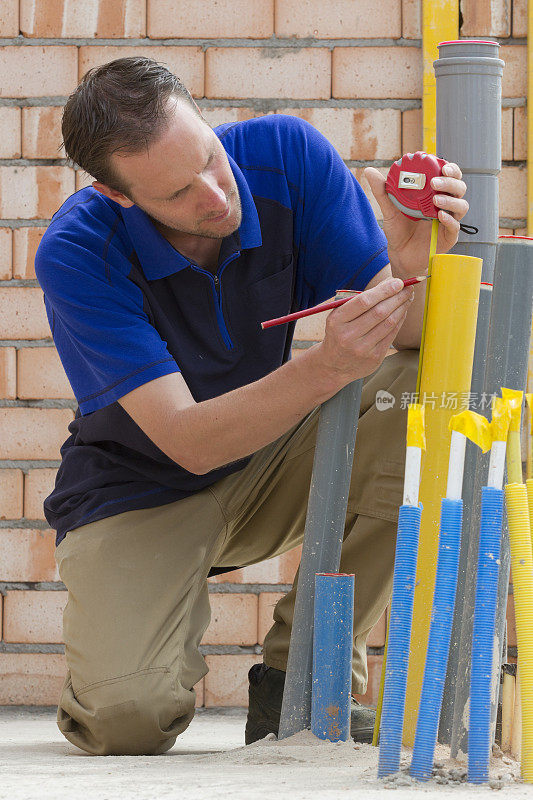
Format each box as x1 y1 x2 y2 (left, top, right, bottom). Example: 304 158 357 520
119 278 411 475
170 345 341 474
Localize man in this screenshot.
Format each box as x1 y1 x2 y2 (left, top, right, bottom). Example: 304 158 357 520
35 57 468 756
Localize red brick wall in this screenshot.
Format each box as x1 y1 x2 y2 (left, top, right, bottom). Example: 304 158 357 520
0 0 526 706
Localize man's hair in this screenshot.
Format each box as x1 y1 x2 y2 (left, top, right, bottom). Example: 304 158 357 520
61 56 200 196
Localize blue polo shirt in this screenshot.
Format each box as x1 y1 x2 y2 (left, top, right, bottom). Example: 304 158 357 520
35 114 390 545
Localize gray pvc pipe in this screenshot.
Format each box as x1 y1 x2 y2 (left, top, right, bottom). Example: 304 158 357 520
450 237 533 757
433 39 504 747
278 377 363 739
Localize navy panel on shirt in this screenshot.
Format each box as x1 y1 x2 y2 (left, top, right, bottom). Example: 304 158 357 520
35 115 390 544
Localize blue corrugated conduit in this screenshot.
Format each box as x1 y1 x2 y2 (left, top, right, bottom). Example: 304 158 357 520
378 503 421 778
468 486 504 783
410 498 463 780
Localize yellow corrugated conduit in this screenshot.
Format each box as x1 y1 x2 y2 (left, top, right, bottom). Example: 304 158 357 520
503 389 533 781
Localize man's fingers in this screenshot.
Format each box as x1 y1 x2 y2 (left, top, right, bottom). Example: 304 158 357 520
437 209 461 235
335 277 405 322
430 176 467 199
366 309 410 363
442 162 462 180
356 294 412 347
433 194 469 220
321 282 412 382
336 286 413 339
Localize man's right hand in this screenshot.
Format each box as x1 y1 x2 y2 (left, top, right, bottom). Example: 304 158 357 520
313 277 414 389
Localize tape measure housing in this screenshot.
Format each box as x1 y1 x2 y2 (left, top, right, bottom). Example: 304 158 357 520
386 152 447 221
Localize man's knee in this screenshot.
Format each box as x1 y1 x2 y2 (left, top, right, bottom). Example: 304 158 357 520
388 349 419 415
58 668 195 756
362 349 418 418
386 348 419 388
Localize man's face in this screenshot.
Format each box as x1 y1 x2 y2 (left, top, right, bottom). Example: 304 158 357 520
108 99 242 240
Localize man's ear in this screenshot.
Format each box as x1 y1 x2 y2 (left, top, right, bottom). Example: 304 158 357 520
193 99 210 126
92 181 135 208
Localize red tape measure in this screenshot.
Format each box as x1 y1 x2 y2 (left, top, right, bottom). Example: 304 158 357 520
385 152 447 221
385 151 478 235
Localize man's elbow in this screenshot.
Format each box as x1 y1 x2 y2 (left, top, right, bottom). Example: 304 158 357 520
165 411 214 475
189 459 215 476
173 451 213 475
175 449 242 476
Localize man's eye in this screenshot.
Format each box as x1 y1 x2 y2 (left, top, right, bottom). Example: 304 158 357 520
168 188 187 201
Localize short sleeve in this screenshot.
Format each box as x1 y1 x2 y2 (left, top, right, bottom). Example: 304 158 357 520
292 119 390 308
35 213 180 416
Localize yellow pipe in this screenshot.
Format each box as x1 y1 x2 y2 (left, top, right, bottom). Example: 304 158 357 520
504 483 533 782
526 394 533 480
507 431 524 485
502 389 524 484
403 253 482 745
527 478 533 550
422 0 459 154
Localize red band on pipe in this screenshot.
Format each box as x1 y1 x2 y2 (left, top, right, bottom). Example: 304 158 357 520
316 573 355 577
438 39 499 46
499 235 533 241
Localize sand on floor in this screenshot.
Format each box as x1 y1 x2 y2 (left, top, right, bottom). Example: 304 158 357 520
0 707 529 800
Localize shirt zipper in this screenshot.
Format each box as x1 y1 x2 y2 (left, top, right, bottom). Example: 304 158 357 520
191 252 240 350
211 273 233 348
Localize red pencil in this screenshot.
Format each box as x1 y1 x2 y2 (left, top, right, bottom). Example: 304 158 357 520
261 276 427 330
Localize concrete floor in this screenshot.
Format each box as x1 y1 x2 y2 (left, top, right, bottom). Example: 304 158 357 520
0 707 530 800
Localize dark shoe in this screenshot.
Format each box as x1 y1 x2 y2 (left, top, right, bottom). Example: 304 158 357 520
245 663 285 744
245 663 376 745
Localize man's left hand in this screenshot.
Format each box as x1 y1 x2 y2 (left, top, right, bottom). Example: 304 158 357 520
364 162 469 279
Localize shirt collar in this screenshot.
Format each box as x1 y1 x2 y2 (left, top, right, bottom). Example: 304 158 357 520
120 153 262 281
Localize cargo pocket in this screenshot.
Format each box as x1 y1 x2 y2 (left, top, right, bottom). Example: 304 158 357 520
348 458 405 523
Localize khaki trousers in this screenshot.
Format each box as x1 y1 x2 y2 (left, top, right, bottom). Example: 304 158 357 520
55 349 418 755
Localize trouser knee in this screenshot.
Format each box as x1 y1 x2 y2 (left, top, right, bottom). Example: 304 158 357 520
368 349 418 418
383 348 418 390
58 668 195 756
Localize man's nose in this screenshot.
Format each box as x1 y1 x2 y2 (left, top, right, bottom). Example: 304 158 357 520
201 175 227 209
